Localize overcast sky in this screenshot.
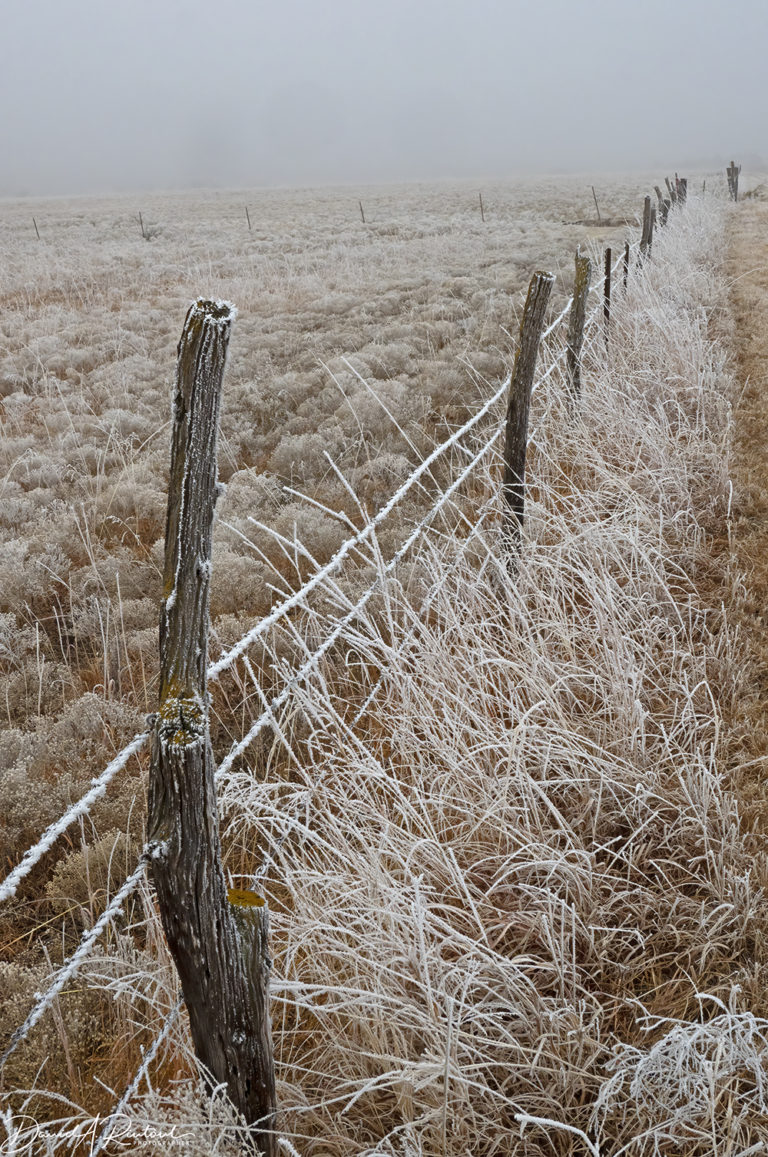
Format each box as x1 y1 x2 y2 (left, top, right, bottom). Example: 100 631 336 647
1 0 764 195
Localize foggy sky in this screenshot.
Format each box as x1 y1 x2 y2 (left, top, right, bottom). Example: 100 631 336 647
1 0 765 196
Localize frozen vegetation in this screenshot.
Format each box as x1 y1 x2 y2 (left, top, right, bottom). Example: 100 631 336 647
2 176 766 1154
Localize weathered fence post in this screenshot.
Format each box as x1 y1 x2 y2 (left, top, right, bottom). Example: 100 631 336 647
502 271 554 545
654 185 665 214
661 198 670 226
665 176 677 205
359 200 366 223
623 240 630 290
479 191 485 222
148 299 277 1155
603 248 612 345
727 161 741 201
640 195 652 259
678 177 688 203
566 251 591 399
591 185 602 224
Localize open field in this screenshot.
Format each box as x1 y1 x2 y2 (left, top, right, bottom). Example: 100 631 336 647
2 174 768 1155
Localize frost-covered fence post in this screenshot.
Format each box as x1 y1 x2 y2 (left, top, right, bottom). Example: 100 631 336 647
678 176 688 203
665 176 677 205
727 161 741 201
148 299 277 1155
502 271 554 546
654 185 665 216
623 241 630 290
661 198 671 226
566 251 591 400
640 195 653 259
603 248 612 346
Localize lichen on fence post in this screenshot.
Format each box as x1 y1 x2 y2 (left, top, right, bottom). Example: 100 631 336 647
502 270 554 547
148 298 276 1155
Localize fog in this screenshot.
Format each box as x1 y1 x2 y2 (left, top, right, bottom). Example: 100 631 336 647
1 0 765 196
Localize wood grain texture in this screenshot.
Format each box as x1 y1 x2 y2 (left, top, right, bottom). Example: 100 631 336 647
566 252 592 399
502 271 554 545
148 299 276 1154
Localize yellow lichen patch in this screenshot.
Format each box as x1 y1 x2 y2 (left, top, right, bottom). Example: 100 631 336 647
157 692 206 747
227 888 265 908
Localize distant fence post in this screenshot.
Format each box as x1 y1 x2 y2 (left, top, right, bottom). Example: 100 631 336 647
566 252 591 399
148 299 277 1155
661 198 671 226
502 271 554 546
603 248 612 345
727 161 741 201
623 241 630 290
665 176 677 205
678 177 688 203
640 195 652 259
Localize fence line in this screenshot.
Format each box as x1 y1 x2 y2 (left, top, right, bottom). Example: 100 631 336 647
0 243 633 910
0 204 666 1130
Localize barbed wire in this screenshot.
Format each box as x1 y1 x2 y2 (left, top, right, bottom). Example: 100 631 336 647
0 227 645 1140
0 245 625 909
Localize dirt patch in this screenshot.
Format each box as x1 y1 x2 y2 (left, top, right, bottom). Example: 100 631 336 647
726 199 768 829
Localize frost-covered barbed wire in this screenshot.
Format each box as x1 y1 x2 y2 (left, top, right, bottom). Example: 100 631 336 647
0 732 149 905
89 998 183 1157
216 409 507 792
0 277 587 908
0 858 148 1072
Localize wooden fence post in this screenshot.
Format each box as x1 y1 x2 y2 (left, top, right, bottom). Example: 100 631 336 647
566 252 591 399
640 195 652 259
654 185 665 214
148 299 277 1155
479 191 485 222
359 200 366 223
678 177 688 203
502 271 554 545
665 176 677 205
727 161 741 201
661 198 670 226
603 248 611 345
623 240 630 290
591 185 602 224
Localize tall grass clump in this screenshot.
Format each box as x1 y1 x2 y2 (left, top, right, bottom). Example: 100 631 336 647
211 195 764 1156
3 193 766 1155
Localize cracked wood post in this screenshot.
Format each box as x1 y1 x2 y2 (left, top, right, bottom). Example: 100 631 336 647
566 251 591 400
502 270 554 546
148 299 276 1155
623 240 630 290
